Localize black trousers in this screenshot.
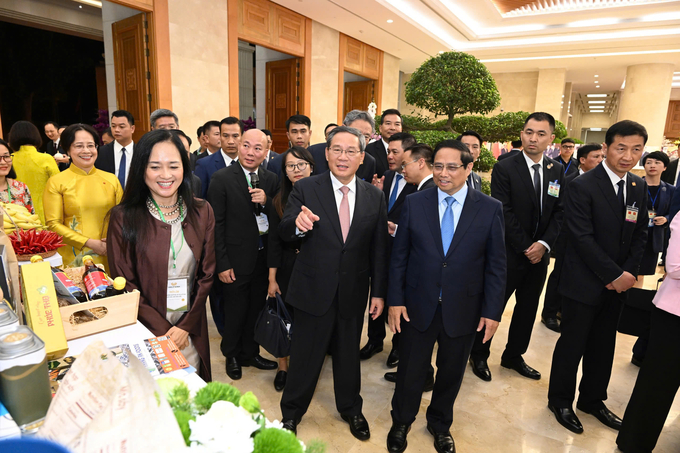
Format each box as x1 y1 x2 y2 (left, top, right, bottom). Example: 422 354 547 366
391 306 475 432
471 257 548 362
210 278 224 335
219 249 268 361
366 310 400 349
548 291 623 409
280 297 364 421
541 256 564 319
617 307 680 453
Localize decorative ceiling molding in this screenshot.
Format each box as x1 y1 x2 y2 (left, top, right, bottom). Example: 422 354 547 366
495 0 677 18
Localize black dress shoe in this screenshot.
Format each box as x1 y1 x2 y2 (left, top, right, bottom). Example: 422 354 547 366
384 371 397 383
341 413 370 441
577 404 622 430
631 355 644 367
386 422 410 453
242 354 278 370
226 357 241 380
274 370 287 391
386 348 399 368
426 424 456 453
359 342 383 360
500 357 541 380
548 403 583 434
469 357 492 382
541 316 560 333
281 418 298 435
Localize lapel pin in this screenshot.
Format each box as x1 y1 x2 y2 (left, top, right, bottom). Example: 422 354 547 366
547 163 553 169
632 182 636 187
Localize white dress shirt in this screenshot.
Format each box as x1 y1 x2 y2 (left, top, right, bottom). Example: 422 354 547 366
603 160 628 202
438 184 467 234
522 151 551 252
417 174 434 191
381 139 389 155
220 149 237 167
330 172 357 224
389 172 407 201
113 140 133 185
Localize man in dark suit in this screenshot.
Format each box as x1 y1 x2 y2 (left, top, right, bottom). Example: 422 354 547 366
95 110 135 189
261 129 277 168
661 157 679 186
207 128 279 380
401 143 435 191
150 108 179 130
279 126 389 439
457 131 483 191
172 129 202 195
547 120 649 435
267 115 312 178
497 140 522 162
385 139 506 453
361 132 416 367
469 112 564 383
197 120 221 160
195 117 241 199
194 126 205 155
365 109 402 178
556 138 579 179
541 144 603 332
43 121 69 171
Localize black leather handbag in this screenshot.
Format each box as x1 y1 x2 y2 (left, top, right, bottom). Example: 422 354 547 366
617 279 662 337
254 293 293 358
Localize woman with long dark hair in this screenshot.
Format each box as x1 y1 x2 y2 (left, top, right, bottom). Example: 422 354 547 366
267 146 314 390
107 129 215 381
0 139 34 214
43 124 122 270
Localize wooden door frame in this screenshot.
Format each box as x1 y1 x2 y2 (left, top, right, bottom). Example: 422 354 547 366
227 0 311 120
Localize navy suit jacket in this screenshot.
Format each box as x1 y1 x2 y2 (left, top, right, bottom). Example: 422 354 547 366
267 152 284 178
194 151 227 199
94 142 116 175
388 187 506 338
646 180 675 253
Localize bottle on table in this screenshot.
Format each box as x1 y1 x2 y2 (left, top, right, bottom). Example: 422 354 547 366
30 255 87 303
105 277 126 297
82 255 109 301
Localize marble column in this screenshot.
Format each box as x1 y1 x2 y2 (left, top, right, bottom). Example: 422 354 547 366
534 68 566 120
309 21 340 145
560 82 572 129
618 63 674 148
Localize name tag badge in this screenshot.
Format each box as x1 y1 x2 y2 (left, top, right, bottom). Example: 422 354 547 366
547 181 560 198
625 206 639 223
256 213 269 235
167 277 190 312
648 210 656 228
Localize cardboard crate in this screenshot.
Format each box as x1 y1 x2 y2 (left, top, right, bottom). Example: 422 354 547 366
59 290 140 340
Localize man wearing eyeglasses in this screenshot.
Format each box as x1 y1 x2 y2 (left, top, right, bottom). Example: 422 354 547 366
457 131 483 191
279 126 389 441
385 139 506 453
361 132 417 368
557 138 579 179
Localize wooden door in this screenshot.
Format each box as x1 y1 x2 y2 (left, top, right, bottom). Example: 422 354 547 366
665 101 680 139
112 13 153 143
266 58 299 154
343 80 375 119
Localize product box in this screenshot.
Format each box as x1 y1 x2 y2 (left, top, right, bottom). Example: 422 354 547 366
20 261 68 360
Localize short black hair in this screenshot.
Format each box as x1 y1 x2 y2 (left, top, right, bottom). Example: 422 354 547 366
8 121 42 150
405 143 433 166
196 126 204 138
324 123 338 133
44 121 59 129
261 129 272 137
577 143 602 162
111 110 135 126
286 115 311 131
511 140 522 149
456 130 482 146
170 129 192 150
605 120 648 147
0 139 17 179
388 132 416 150
220 117 243 134
433 139 474 167
60 123 101 153
203 120 220 135
380 109 402 125
642 150 670 168
561 138 575 145
524 112 555 133
102 127 113 137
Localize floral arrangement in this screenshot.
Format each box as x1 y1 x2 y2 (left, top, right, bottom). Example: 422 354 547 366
157 378 325 453
242 117 257 132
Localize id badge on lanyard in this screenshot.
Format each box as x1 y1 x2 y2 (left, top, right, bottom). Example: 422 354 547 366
167 277 190 312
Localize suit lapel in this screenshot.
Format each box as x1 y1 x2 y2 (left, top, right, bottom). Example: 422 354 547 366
345 182 367 246
514 154 538 211
424 189 445 259
107 146 115 173
594 164 623 219
377 142 388 172
232 162 252 204
446 190 480 258
315 175 344 244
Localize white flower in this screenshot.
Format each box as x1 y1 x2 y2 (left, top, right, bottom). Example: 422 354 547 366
188 401 259 452
264 419 284 430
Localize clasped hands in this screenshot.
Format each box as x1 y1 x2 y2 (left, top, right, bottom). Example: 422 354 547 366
524 242 546 264
606 271 636 293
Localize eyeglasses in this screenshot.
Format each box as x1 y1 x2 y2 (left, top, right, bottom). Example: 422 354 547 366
561 144 575 149
401 159 419 169
0 155 13 162
285 162 310 172
433 163 465 172
73 143 97 151
329 147 361 157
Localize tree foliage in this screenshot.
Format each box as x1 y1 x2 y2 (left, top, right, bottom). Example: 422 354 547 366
405 51 500 130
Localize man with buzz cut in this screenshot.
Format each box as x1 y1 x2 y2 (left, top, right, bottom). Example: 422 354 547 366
267 115 312 178
457 130 483 191
366 108 403 178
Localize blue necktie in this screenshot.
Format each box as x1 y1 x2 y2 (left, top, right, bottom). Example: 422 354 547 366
118 147 126 188
441 196 456 255
388 174 403 211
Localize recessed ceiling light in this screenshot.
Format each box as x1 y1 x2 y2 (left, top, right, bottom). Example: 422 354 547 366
587 94 608 97
589 101 606 104
387 19 393 23
79 4 82 7
596 85 600 88
594 75 599 78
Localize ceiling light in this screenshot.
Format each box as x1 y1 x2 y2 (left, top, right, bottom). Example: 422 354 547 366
594 75 599 78
387 19 393 23
567 18 620 28
439 51 445 54
480 49 680 63
587 94 608 97
590 128 603 131
589 101 606 104
596 85 600 88
673 82 680 87
73 0 102 7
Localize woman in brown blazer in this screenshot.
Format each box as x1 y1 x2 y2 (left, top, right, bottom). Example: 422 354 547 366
107 129 215 381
